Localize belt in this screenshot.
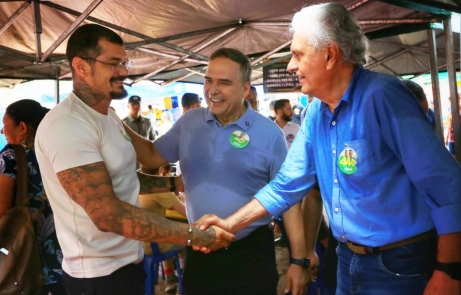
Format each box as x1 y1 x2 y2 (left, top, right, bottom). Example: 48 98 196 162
345 230 436 255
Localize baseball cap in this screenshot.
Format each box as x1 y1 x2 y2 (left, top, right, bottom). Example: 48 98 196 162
128 95 141 104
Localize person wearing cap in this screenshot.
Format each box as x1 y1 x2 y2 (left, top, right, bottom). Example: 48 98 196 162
123 95 155 141
181 92 201 114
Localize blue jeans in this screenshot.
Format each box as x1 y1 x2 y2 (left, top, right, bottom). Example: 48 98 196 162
336 236 436 295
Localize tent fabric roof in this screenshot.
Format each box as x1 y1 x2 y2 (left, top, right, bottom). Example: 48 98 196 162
0 0 460 87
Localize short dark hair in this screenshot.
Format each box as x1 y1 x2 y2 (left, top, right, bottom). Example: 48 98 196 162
6 99 49 138
274 99 290 113
402 80 426 103
210 48 251 83
66 24 124 72
181 93 200 108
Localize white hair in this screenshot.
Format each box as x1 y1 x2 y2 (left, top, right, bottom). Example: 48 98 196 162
290 2 368 65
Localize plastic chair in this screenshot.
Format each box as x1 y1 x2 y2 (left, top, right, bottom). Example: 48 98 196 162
143 242 184 295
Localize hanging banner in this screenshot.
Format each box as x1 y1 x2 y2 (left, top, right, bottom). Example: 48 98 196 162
263 60 301 93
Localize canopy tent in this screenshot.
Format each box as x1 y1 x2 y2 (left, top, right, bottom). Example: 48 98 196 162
1 0 461 162
0 0 461 87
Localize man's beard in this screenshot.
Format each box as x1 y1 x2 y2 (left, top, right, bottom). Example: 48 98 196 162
282 113 292 122
110 76 128 100
110 88 128 100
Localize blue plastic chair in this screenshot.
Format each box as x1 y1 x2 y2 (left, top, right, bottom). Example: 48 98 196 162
143 243 184 295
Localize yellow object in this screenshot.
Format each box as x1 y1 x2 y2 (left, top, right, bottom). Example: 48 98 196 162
164 97 172 109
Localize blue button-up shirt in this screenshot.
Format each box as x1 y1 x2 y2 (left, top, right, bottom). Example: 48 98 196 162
255 66 461 246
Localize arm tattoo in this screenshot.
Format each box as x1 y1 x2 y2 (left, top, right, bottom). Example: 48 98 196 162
57 162 216 247
137 171 169 194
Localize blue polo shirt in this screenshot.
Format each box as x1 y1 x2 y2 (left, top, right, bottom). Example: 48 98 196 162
255 66 461 246
154 101 288 239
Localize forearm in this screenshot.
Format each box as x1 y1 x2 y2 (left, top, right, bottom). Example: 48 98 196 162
137 171 176 194
282 203 307 258
123 121 166 168
437 232 461 262
101 200 215 247
301 189 323 252
225 198 270 233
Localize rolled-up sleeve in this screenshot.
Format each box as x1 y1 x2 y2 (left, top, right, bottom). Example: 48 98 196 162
255 120 317 216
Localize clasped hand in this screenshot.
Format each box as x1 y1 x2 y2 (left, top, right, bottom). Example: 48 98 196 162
191 214 232 253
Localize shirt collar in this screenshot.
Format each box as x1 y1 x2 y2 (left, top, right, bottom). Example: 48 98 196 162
319 65 363 114
126 115 144 122
205 100 256 130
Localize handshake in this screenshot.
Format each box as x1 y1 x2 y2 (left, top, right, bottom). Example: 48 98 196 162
189 214 236 253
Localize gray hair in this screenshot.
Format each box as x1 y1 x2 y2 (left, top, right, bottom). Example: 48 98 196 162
290 2 368 65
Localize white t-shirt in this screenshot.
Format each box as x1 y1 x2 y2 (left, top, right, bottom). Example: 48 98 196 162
278 121 300 149
35 92 142 278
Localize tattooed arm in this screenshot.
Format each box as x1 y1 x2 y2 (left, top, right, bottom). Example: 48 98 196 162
56 161 234 248
137 170 184 195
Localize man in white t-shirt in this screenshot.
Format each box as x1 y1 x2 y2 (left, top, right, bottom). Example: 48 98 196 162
274 99 300 149
35 24 233 295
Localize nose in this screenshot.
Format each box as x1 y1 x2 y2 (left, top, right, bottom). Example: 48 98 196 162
287 57 297 73
206 82 220 98
0 127 4 134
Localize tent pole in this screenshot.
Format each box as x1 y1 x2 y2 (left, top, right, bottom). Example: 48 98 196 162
444 14 461 163
55 66 60 105
427 28 444 142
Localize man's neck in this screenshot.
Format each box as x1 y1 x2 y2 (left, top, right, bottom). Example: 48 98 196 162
130 113 141 120
275 117 287 129
73 86 111 115
317 64 355 114
216 104 247 126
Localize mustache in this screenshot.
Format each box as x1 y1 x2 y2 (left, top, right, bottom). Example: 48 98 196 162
110 76 127 82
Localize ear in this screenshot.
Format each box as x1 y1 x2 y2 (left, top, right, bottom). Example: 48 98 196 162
18 122 28 136
325 43 340 70
71 57 89 78
242 81 251 98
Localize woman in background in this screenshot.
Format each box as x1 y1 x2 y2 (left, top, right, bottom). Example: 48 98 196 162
0 99 64 295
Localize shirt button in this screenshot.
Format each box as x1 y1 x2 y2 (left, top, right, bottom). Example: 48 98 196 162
333 150 336 154
245 122 250 126
342 235 346 240
332 121 336 125
334 179 338 184
334 207 339 212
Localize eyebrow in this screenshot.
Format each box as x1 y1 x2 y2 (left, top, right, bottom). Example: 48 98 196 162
204 76 233 84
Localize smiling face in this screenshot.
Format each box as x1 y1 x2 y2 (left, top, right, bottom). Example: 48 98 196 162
287 31 328 97
1 114 26 144
84 39 129 101
204 57 250 126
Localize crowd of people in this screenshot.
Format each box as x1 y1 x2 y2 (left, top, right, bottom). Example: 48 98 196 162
1 2 460 295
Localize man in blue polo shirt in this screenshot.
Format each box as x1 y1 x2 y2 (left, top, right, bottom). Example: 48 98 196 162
197 3 461 295
126 48 311 295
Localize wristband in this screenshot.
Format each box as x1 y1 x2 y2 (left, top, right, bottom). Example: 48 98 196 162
187 224 193 246
169 176 176 192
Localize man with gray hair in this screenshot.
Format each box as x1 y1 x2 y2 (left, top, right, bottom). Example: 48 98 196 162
197 3 461 295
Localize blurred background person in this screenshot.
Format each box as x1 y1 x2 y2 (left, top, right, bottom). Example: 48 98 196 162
181 92 201 114
0 99 64 295
245 86 259 111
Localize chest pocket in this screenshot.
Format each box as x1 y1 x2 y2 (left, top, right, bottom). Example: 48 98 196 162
340 138 373 183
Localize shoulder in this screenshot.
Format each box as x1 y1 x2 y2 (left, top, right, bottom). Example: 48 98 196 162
0 144 16 176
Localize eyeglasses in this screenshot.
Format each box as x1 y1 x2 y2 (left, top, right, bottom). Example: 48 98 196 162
82 57 132 71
